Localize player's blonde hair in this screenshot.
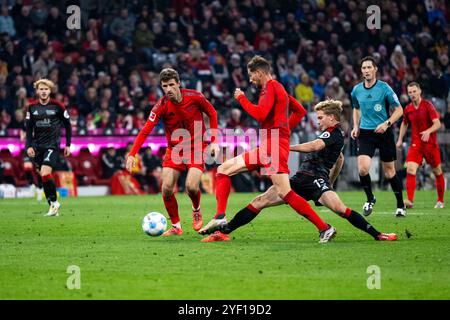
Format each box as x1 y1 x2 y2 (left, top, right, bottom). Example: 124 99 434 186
314 99 343 121
33 78 55 90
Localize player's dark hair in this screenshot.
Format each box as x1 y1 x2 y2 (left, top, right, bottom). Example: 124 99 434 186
360 56 377 68
407 81 421 89
314 99 343 121
159 68 180 83
247 55 271 73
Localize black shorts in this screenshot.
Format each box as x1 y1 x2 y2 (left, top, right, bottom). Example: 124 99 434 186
357 128 396 162
290 173 332 206
33 147 59 170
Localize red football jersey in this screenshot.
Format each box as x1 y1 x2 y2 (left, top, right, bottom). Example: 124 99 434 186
130 89 218 156
403 99 440 146
237 79 304 140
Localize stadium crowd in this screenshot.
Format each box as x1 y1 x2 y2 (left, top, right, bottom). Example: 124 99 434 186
0 0 449 192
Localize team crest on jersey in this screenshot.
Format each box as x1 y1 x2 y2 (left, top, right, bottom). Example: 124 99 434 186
149 111 157 122
46 110 56 116
319 132 330 139
374 104 382 112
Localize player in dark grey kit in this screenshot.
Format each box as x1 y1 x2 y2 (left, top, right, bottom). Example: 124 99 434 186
25 79 72 216
200 99 397 241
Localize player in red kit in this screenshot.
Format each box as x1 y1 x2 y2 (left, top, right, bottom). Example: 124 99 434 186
199 55 336 243
396 82 445 209
126 68 220 234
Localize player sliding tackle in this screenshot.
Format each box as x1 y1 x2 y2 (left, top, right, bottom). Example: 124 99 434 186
200 99 397 241
126 68 220 235
200 55 337 243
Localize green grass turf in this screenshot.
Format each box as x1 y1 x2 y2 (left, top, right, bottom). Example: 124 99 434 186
0 190 449 300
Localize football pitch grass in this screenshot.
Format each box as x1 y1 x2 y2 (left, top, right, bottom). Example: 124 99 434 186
0 191 449 300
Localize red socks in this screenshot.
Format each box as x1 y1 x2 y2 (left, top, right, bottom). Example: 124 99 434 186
214 173 231 218
188 191 201 210
246 204 261 214
406 173 416 202
283 190 328 231
163 194 180 224
436 173 445 202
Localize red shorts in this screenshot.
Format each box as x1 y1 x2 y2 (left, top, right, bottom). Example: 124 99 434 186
406 143 441 168
243 138 290 175
163 145 205 172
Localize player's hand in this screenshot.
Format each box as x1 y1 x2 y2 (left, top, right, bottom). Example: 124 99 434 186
420 130 430 142
350 127 359 139
396 140 403 149
126 155 135 173
375 122 388 134
209 142 220 159
234 88 244 100
27 147 35 158
64 146 71 157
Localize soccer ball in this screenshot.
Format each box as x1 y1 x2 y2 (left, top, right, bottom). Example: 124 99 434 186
142 212 167 236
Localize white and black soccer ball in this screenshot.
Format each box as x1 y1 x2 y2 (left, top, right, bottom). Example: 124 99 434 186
142 212 167 236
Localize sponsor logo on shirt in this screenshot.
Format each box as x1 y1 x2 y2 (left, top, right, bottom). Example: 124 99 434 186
319 132 330 139
374 104 382 112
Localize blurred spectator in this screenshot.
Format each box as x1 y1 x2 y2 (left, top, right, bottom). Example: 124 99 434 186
30 0 48 29
226 108 247 129
141 146 162 194
444 104 450 130
109 8 135 44
295 74 314 108
101 147 123 179
45 7 65 41
0 5 16 37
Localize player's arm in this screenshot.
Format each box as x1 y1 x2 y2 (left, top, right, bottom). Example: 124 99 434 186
350 90 361 139
329 153 344 186
198 95 219 142
198 95 220 157
290 139 325 153
396 120 408 148
126 102 164 172
420 118 441 142
420 103 441 142
288 95 307 130
25 108 35 157
375 86 403 133
60 106 72 157
235 82 275 122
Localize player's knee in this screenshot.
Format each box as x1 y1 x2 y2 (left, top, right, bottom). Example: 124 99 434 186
358 167 369 176
185 183 198 195
432 166 442 176
161 184 174 196
406 167 417 175
384 168 395 179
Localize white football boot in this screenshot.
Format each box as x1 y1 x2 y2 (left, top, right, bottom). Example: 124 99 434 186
45 201 61 217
